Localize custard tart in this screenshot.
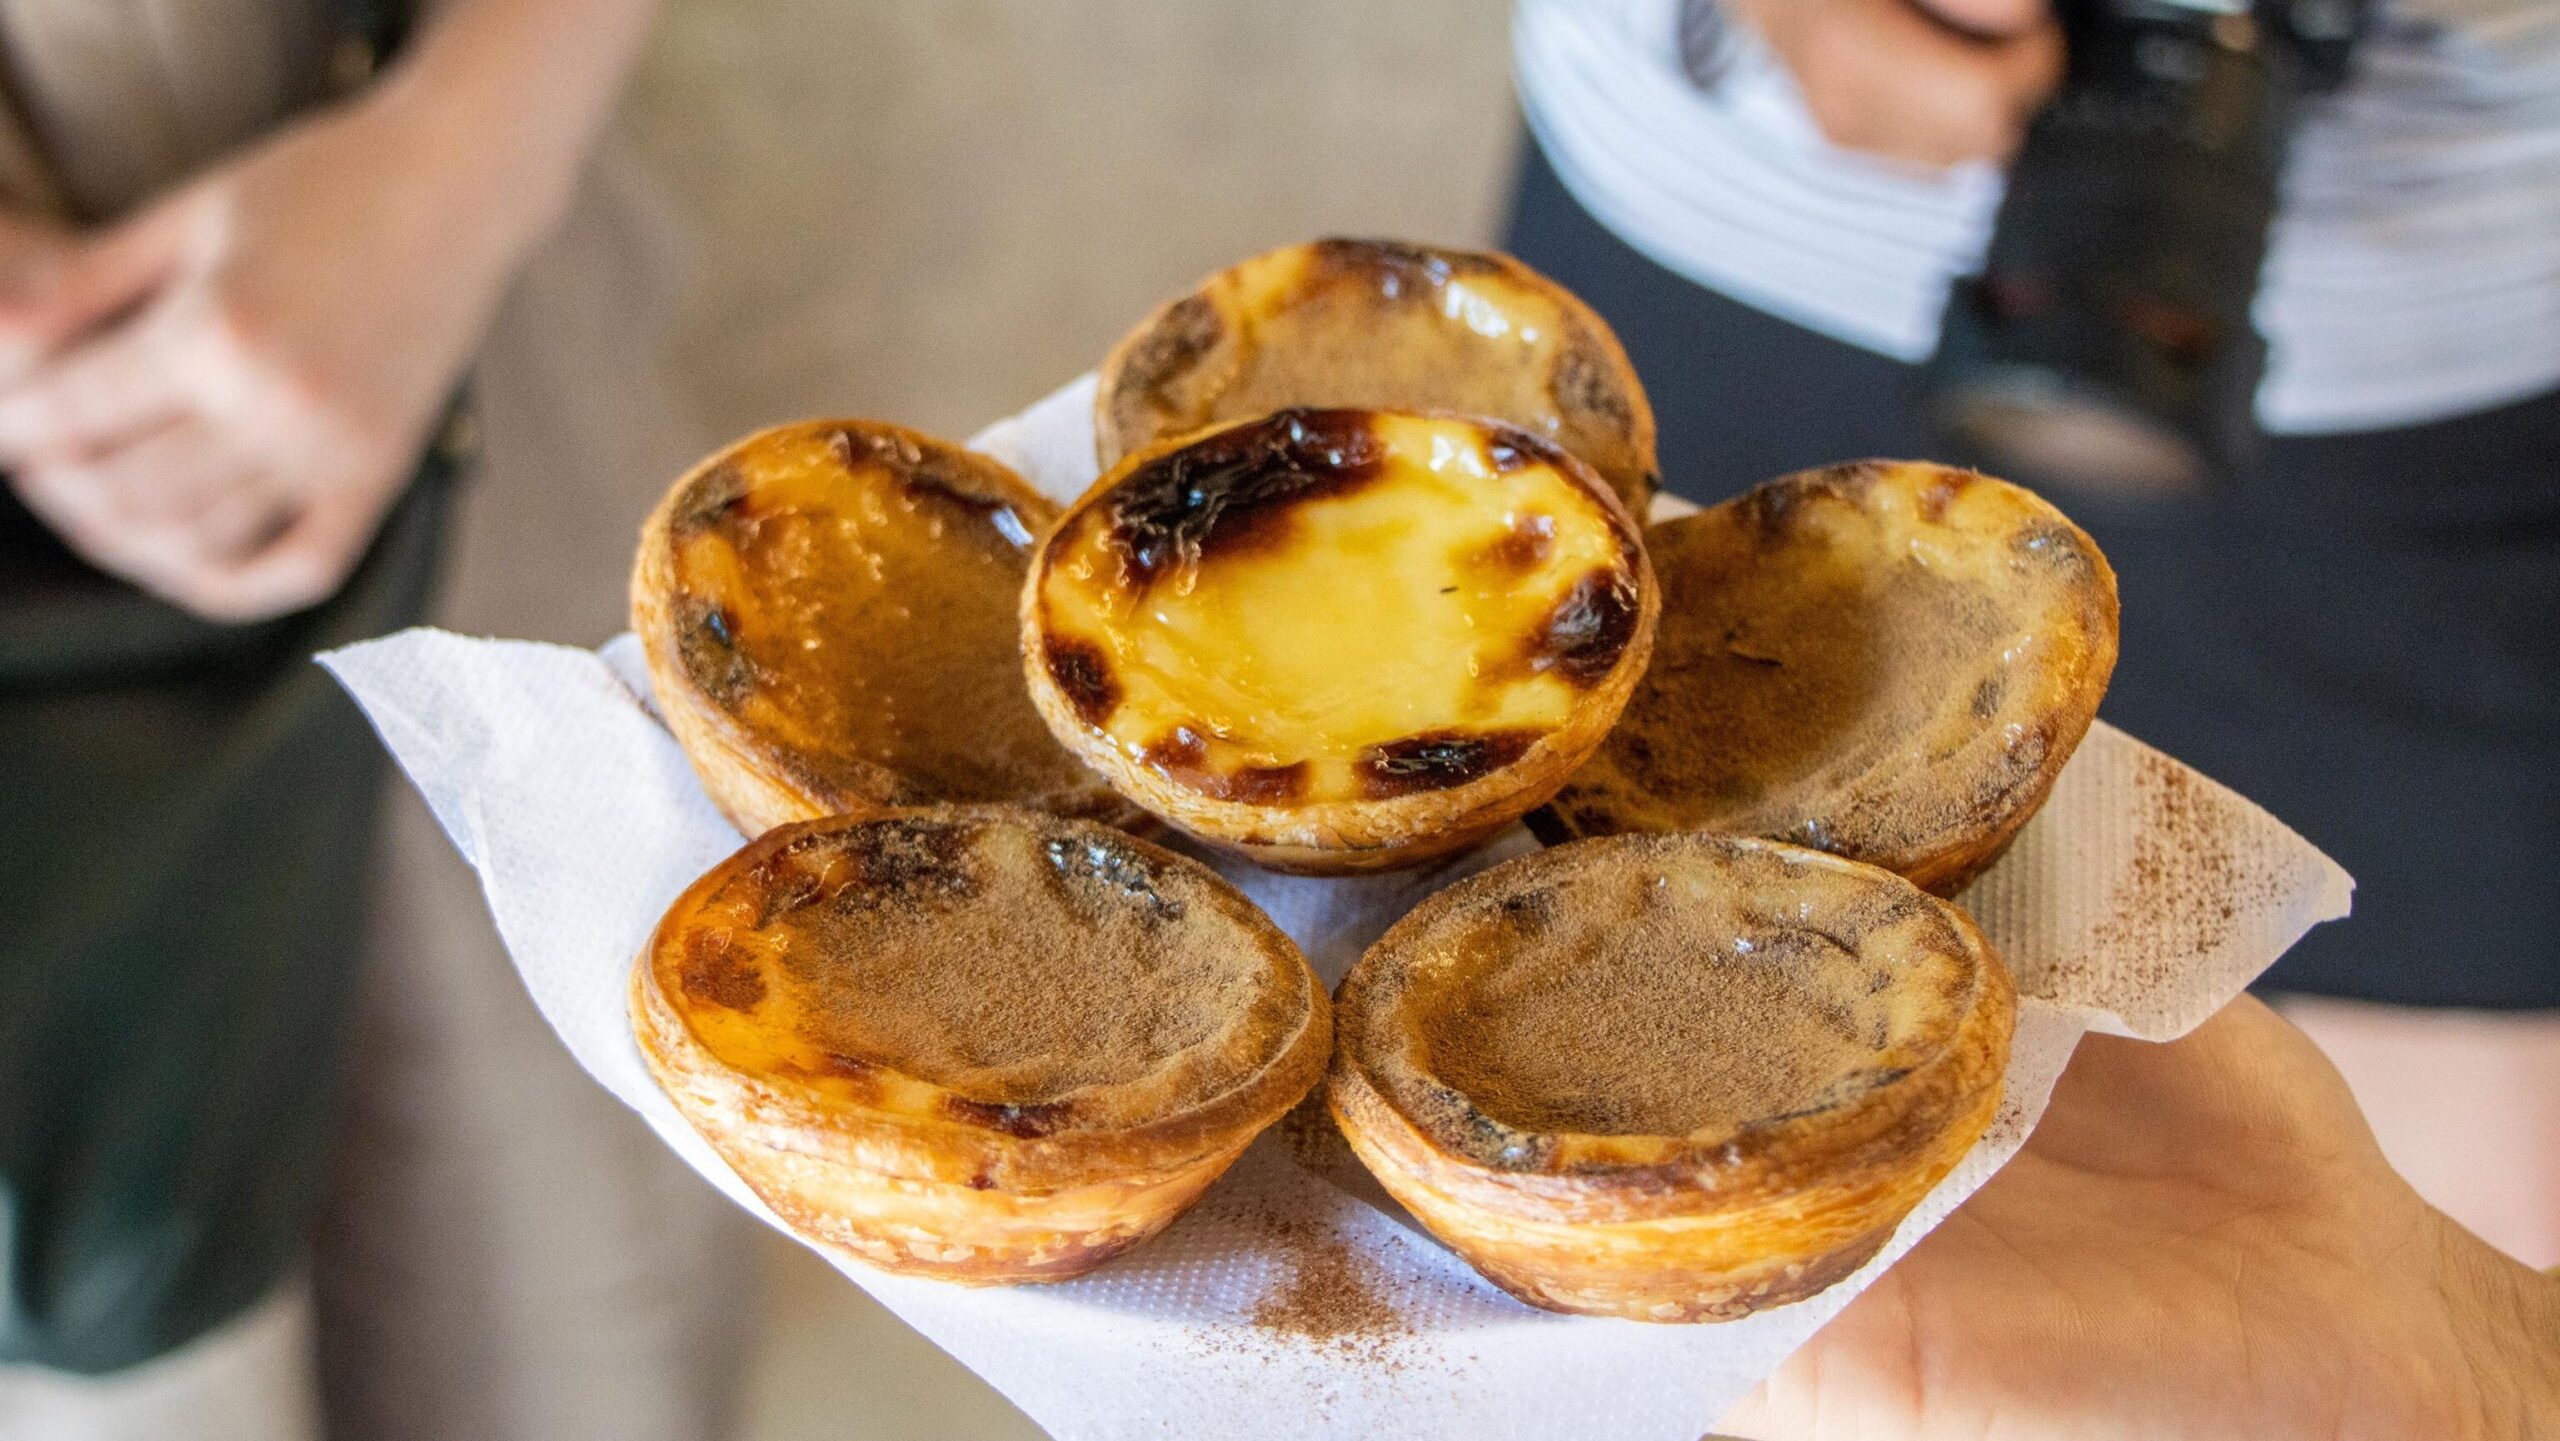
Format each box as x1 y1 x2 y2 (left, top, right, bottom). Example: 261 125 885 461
1539 460 2118 895
634 805 1330 1283
633 420 1132 837
1330 831 2015 1322
1097 238 1659 513
1022 408 1657 875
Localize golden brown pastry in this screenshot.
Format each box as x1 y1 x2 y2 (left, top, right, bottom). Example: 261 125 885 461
633 805 1331 1283
1330 831 2015 1322
1022 408 1658 875
1096 238 1659 513
633 419 1133 836
1538 460 2119 895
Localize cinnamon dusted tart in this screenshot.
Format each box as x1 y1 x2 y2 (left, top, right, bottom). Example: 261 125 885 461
634 805 1330 1283
634 420 1131 837
1330 831 2015 1322
1097 238 1659 513
1539 460 2119 895
1022 408 1657 875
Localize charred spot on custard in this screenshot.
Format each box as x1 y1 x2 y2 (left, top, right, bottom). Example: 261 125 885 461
815 1051 879 1081
745 834 856 927
1436 1099 1558 1172
1212 764 1309 805
942 1095 1074 1139
1746 464 1877 544
1498 886 1557 935
1044 831 1186 923
1102 409 1385 587
677 929 766 1012
1358 729 1541 799
1964 722 2055 826
1044 636 1121 727
839 817 980 904
1970 673 2007 720
1483 426 1570 475
1117 292 1225 407
674 594 757 706
1469 510 1557 573
1142 726 1309 805
1550 322 1633 432
1307 237 1497 296
668 461 750 539
2011 522 2097 581
747 821 977 926
1534 566 1641 686
1917 468 1974 523
829 425 1030 533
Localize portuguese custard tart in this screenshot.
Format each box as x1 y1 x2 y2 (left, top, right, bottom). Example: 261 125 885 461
1097 238 1660 513
1022 408 1658 875
633 805 1330 1283
1539 460 2119 896
1330 831 2015 1322
633 419 1133 837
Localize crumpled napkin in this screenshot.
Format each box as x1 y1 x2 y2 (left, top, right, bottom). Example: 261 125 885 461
320 375 2352 1441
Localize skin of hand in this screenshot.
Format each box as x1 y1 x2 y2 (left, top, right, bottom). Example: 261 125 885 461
1717 996 2560 1441
1723 0 2065 168
0 0 658 623
0 211 79 381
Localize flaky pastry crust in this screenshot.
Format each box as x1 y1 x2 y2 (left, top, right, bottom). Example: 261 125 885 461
633 419 1135 837
1022 408 1657 875
634 806 1331 1283
1096 238 1659 513
1330 832 2015 1321
1539 460 2119 895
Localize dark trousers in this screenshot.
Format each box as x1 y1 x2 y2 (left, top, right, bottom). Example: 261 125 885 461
0 466 452 1373
1507 141 2560 1009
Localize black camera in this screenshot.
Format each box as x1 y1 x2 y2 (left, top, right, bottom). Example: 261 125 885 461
1923 0 2365 494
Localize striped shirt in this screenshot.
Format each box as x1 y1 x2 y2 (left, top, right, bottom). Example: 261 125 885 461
1516 0 2560 434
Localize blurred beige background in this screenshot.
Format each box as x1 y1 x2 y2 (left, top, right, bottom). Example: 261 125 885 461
408 3 1517 1438
636 0 1521 443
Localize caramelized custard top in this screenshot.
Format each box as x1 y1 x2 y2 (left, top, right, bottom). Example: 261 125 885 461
658 422 1107 814
660 809 1317 1134
1099 239 1657 510
1031 409 1649 808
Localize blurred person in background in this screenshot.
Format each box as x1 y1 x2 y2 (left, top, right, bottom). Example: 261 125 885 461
1509 0 2559 1269
0 2 750 1439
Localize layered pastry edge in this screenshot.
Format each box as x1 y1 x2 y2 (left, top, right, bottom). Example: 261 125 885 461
632 807 1333 1283
1327 832 2017 1320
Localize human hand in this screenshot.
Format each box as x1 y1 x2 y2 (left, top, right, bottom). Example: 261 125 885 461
0 210 81 383
1718 996 2560 1440
0 83 523 621
1724 0 2064 168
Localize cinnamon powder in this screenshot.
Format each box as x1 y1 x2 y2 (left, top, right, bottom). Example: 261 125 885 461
1239 1198 1412 1371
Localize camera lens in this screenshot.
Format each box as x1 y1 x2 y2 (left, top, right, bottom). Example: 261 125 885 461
1923 0 2337 495
1929 366 2207 496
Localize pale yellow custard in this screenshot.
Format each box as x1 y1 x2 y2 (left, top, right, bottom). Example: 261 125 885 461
1023 408 1656 872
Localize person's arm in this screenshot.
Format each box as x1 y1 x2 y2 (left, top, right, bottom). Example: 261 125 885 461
1718 997 2560 1441
0 0 658 621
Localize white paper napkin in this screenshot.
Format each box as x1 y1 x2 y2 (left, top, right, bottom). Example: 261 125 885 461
320 376 2353 1441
